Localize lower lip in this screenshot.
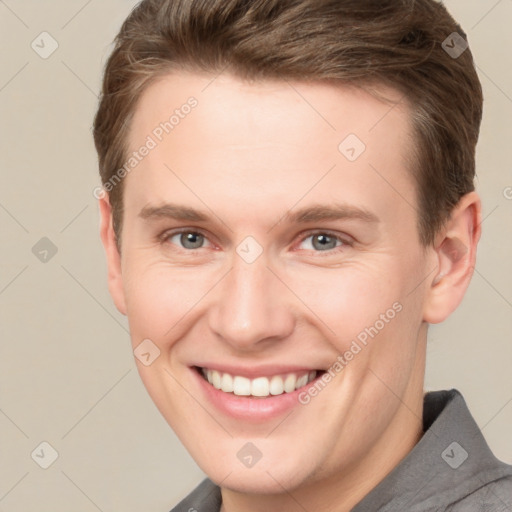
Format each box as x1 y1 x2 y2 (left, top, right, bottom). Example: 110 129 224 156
191 367 321 422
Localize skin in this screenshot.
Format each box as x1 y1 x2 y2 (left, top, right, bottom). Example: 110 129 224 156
99 71 481 512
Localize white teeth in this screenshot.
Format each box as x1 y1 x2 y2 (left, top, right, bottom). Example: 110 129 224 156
201 368 318 397
221 373 234 393
211 370 222 390
295 374 309 389
251 377 269 397
233 376 251 396
269 375 284 395
284 374 296 393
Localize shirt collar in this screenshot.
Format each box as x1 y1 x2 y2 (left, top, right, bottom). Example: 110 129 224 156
352 388 511 510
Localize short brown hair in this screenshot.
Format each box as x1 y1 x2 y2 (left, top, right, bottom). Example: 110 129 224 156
93 0 483 249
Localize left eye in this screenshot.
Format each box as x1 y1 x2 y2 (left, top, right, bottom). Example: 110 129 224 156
298 233 343 251
168 231 211 250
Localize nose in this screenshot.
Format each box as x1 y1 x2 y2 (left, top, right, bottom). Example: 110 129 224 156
207 252 296 352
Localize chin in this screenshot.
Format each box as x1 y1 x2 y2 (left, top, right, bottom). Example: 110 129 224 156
198 450 319 495
213 470 304 495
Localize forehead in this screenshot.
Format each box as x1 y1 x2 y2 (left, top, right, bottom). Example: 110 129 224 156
123 71 417 234
129 71 411 152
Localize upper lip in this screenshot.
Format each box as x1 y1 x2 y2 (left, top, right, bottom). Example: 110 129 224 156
193 364 324 379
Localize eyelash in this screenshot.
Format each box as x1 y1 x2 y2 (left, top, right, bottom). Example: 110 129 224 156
296 230 353 255
157 228 353 256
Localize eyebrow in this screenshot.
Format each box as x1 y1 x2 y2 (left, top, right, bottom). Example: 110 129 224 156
284 204 379 224
139 203 209 222
138 202 379 225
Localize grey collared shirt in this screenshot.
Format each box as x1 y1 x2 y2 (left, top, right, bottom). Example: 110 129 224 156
170 389 512 511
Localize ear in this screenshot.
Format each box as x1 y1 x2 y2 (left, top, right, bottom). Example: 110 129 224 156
423 191 482 324
98 195 127 316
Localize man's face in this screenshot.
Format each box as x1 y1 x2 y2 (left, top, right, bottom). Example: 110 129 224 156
107 72 437 493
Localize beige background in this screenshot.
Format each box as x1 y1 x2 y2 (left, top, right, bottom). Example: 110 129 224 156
0 0 511 510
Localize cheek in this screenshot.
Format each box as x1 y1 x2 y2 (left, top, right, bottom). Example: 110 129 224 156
121 262 213 344
283 255 425 378
285 261 405 335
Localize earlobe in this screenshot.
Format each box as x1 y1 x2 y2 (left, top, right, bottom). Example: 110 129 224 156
423 191 482 324
98 195 127 316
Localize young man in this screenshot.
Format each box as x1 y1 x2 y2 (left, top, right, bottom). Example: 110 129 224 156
93 0 512 510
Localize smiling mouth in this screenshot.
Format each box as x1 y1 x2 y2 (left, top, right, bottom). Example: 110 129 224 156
195 366 324 398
